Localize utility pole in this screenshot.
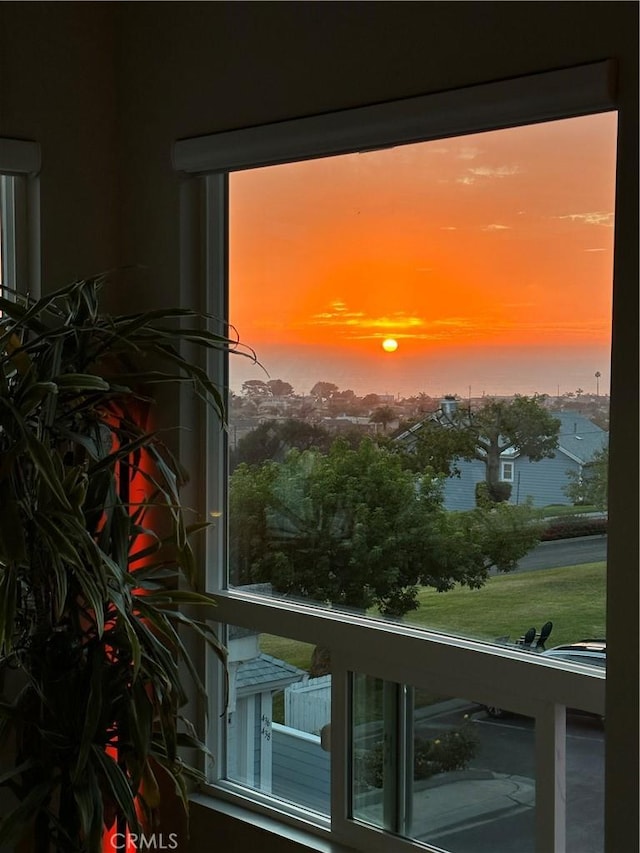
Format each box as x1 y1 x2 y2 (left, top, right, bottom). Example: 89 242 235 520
595 371 601 397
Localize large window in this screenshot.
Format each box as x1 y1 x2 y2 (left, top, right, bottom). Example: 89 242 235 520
174 62 617 853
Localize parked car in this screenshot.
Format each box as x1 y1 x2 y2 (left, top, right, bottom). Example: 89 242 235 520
540 639 606 668
483 640 606 719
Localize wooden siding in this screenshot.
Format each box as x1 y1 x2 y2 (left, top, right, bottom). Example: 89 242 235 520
442 459 486 511
443 453 589 510
513 454 580 507
272 724 330 813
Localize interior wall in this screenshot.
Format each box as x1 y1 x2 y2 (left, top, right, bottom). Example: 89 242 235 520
0 3 118 290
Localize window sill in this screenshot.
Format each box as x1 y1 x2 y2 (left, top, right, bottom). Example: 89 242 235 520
188 794 356 853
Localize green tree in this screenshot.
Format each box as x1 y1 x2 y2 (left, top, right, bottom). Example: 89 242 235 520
393 419 476 477
242 378 269 397
369 405 396 433
229 462 280 585
267 378 294 397
458 396 560 500
310 381 338 402
229 438 541 617
361 393 381 409
564 446 609 509
229 419 333 472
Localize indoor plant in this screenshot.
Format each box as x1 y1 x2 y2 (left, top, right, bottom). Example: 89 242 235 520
0 277 238 851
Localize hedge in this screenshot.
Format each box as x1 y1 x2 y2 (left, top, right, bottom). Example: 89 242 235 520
541 515 607 541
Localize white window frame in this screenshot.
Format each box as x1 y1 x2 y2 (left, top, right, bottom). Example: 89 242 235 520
501 460 515 483
0 138 41 299
174 60 618 853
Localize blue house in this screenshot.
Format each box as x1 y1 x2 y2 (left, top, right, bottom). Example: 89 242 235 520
398 406 608 511
447 410 607 510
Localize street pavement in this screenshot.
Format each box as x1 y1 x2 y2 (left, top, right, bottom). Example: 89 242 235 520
411 769 535 840
408 700 604 853
490 534 607 576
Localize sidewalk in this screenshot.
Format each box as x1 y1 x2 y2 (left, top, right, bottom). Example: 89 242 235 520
355 768 535 842
411 770 535 839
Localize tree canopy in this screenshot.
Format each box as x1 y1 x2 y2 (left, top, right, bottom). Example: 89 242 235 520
310 381 338 402
369 405 397 433
564 446 609 509
463 396 560 495
229 419 333 472
229 438 541 617
398 395 561 501
267 379 294 397
392 419 476 478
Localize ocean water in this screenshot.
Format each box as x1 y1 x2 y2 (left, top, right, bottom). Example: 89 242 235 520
229 342 611 401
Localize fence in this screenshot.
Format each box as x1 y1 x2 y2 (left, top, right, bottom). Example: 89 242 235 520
284 674 331 735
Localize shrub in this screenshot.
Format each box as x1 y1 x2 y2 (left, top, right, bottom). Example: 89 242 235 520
414 719 479 779
489 481 513 503
475 482 492 508
541 515 607 541
475 481 512 506
354 718 479 790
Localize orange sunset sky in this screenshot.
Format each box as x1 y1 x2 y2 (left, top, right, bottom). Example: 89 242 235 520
229 112 617 399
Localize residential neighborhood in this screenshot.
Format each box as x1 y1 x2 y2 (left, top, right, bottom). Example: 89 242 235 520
230 381 609 511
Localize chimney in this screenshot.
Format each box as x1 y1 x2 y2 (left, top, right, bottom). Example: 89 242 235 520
441 396 458 419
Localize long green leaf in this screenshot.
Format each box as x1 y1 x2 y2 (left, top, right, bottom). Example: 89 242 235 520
73 765 104 852
54 373 111 391
90 746 140 834
72 648 104 784
0 398 72 511
0 482 26 564
88 431 159 475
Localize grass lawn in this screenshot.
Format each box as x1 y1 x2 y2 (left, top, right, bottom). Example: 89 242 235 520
260 562 606 668
259 636 316 673
407 562 606 647
538 504 598 518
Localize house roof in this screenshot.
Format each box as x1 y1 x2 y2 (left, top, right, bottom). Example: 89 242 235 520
553 411 608 464
394 407 607 465
235 653 307 695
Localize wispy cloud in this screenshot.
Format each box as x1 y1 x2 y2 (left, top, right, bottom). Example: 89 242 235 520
556 212 614 227
469 165 521 178
305 301 609 344
457 147 481 160
313 309 365 322
585 248 607 253
482 224 511 232
440 226 458 231
456 164 520 185
306 301 485 341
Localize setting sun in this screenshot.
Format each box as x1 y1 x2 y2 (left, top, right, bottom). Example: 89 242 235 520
382 338 399 353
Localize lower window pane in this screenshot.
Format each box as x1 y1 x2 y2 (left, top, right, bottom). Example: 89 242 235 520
352 680 537 852
225 626 330 815
411 691 536 852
